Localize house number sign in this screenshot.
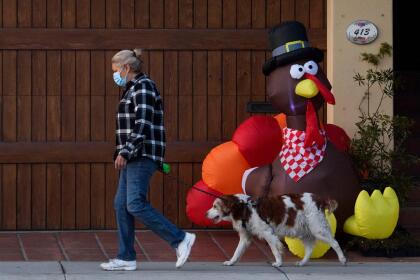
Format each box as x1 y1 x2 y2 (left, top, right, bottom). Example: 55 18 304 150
346 20 378 45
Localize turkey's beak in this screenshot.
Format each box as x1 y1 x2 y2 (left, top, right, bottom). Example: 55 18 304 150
304 73 336 105
295 78 319 99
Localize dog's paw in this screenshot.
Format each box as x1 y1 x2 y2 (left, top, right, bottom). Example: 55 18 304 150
295 260 307 267
339 256 347 266
223 261 235 266
271 261 282 268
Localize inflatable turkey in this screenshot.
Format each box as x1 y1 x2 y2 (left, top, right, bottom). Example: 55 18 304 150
186 21 399 257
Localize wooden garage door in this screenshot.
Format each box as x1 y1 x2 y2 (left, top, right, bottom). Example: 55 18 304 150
0 0 327 230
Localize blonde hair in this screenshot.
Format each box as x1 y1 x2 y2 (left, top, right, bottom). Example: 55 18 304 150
112 49 143 73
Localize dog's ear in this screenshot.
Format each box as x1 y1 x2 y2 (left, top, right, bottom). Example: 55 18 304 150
231 201 252 222
219 195 238 216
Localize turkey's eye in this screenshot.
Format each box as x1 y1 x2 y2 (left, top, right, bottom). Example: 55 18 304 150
304 61 318 75
290 64 305 79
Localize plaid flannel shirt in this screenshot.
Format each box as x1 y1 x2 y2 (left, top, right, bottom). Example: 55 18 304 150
115 73 165 168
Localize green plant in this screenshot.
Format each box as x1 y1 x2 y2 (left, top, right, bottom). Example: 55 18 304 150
348 43 420 256
350 42 419 202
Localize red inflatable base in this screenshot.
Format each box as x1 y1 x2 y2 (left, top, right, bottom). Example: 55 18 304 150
186 180 231 227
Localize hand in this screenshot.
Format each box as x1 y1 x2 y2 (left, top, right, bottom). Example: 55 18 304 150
115 155 127 170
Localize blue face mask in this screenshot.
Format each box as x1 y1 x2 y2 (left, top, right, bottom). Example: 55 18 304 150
113 68 127 87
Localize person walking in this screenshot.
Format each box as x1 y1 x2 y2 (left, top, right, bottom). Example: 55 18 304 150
100 49 196 271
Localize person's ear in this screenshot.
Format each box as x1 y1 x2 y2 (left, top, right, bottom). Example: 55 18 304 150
123 65 131 75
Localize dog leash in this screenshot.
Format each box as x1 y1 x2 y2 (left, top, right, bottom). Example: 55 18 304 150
160 163 262 207
161 163 226 201
161 163 264 206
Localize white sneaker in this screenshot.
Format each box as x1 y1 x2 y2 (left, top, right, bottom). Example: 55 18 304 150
100 259 137 271
175 232 196 268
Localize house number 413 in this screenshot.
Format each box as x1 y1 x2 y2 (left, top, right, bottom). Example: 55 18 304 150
346 20 378 45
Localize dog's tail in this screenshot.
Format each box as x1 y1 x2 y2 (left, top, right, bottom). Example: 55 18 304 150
312 194 338 213
312 195 338 213
325 199 338 213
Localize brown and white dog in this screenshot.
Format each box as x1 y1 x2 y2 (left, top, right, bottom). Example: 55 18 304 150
206 193 346 267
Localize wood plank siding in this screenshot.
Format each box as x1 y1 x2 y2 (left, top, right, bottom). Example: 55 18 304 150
0 0 327 230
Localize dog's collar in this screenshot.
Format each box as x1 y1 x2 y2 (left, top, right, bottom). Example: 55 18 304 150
246 197 258 207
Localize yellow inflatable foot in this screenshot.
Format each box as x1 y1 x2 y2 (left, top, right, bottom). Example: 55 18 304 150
344 187 399 239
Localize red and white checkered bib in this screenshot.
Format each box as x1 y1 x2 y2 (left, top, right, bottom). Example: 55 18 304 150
279 127 327 182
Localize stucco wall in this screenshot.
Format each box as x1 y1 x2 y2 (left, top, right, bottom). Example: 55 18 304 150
327 0 393 137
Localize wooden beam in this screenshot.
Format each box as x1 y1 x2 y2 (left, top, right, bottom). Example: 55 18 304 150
0 141 219 163
0 28 326 50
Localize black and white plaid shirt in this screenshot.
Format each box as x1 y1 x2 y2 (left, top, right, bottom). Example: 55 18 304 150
115 73 165 168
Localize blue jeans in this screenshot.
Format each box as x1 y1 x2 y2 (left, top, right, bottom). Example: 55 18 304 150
114 157 186 261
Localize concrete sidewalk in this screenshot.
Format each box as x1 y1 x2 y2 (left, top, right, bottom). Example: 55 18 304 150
0 262 419 280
